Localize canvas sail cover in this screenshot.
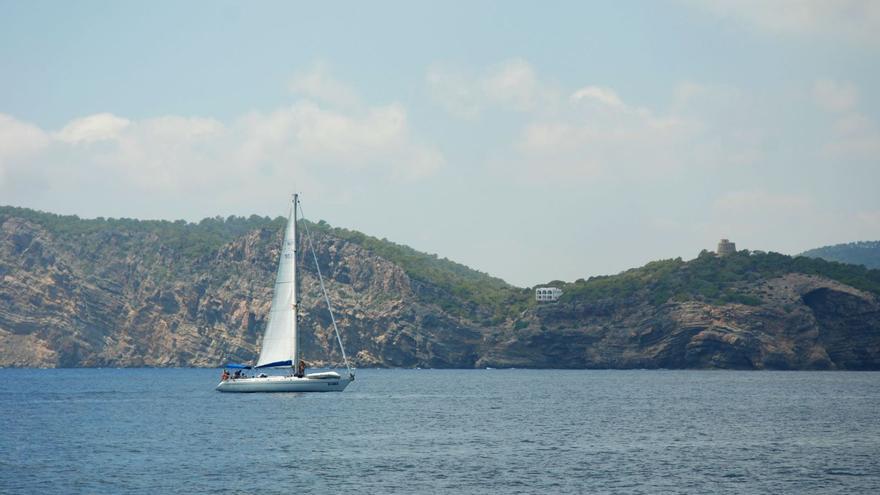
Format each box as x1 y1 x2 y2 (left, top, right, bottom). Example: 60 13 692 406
256 203 298 368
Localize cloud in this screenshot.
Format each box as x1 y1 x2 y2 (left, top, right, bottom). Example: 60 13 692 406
686 0 880 46
0 114 50 189
237 101 441 181
55 113 131 144
481 59 547 112
108 116 227 191
513 96 690 183
570 86 624 108
0 114 49 160
431 59 809 187
434 58 879 194
289 63 359 108
427 59 559 118
426 65 481 118
431 60 723 184
0 74 443 217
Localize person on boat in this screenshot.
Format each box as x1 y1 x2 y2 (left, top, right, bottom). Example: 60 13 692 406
233 369 241 379
221 369 229 381
295 359 306 378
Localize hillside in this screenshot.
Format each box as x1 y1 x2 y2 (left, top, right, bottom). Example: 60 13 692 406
557 249 880 306
1 205 879 369
801 241 880 270
0 205 523 318
496 250 880 370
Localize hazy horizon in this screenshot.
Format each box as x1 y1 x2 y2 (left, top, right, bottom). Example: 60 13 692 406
2 1 878 286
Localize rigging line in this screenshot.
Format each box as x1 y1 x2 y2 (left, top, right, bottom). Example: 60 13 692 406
298 199 355 378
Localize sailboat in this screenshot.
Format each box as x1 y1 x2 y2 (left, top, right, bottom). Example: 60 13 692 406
216 194 355 393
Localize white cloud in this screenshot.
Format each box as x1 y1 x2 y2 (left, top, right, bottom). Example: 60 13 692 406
234 101 440 179
107 116 227 191
481 59 546 112
430 61 728 184
289 63 359 108
570 86 624 108
0 76 443 216
512 103 690 184
431 61 794 186
55 113 131 144
0 113 49 159
687 0 880 46
426 65 481 119
0 114 49 160
0 114 50 189
427 59 559 118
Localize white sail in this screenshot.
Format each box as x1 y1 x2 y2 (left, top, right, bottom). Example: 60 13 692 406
255 198 298 368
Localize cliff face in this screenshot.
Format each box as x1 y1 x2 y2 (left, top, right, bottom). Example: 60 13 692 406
1 214 879 369
481 274 880 370
0 217 482 368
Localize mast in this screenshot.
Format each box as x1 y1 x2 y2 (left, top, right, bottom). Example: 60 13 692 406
292 193 301 373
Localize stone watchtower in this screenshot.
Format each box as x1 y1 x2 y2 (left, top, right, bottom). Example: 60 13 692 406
717 238 736 256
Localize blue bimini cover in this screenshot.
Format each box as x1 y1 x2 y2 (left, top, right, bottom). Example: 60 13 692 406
224 363 252 369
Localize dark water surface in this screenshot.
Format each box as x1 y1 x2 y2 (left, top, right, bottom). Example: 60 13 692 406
1 369 879 494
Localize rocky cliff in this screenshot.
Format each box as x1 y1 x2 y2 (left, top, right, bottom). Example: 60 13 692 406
482 274 880 370
1 208 879 369
0 215 485 368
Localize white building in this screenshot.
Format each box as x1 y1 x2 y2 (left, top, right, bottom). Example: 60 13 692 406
536 287 563 302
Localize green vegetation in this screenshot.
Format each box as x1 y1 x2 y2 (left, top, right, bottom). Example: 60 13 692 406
801 241 880 270
0 205 527 319
561 250 880 306
0 205 283 258
5 205 879 318
306 220 528 320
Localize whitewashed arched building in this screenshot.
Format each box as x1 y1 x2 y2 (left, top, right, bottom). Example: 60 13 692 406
535 287 563 302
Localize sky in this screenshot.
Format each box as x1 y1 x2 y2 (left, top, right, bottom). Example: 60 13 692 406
1 1 879 287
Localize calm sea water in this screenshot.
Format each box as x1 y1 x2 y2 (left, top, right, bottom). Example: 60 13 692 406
1 369 878 494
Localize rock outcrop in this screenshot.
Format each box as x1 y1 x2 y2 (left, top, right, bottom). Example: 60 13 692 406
479 274 880 370
0 216 484 368
1 214 879 369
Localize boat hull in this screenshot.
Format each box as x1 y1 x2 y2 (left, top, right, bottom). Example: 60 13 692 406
215 375 352 393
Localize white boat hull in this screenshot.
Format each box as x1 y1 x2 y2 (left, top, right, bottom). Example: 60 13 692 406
215 374 352 393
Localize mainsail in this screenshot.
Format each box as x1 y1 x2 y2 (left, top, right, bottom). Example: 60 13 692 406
255 197 299 368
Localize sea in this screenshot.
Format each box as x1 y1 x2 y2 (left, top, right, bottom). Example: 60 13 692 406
1 368 878 494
